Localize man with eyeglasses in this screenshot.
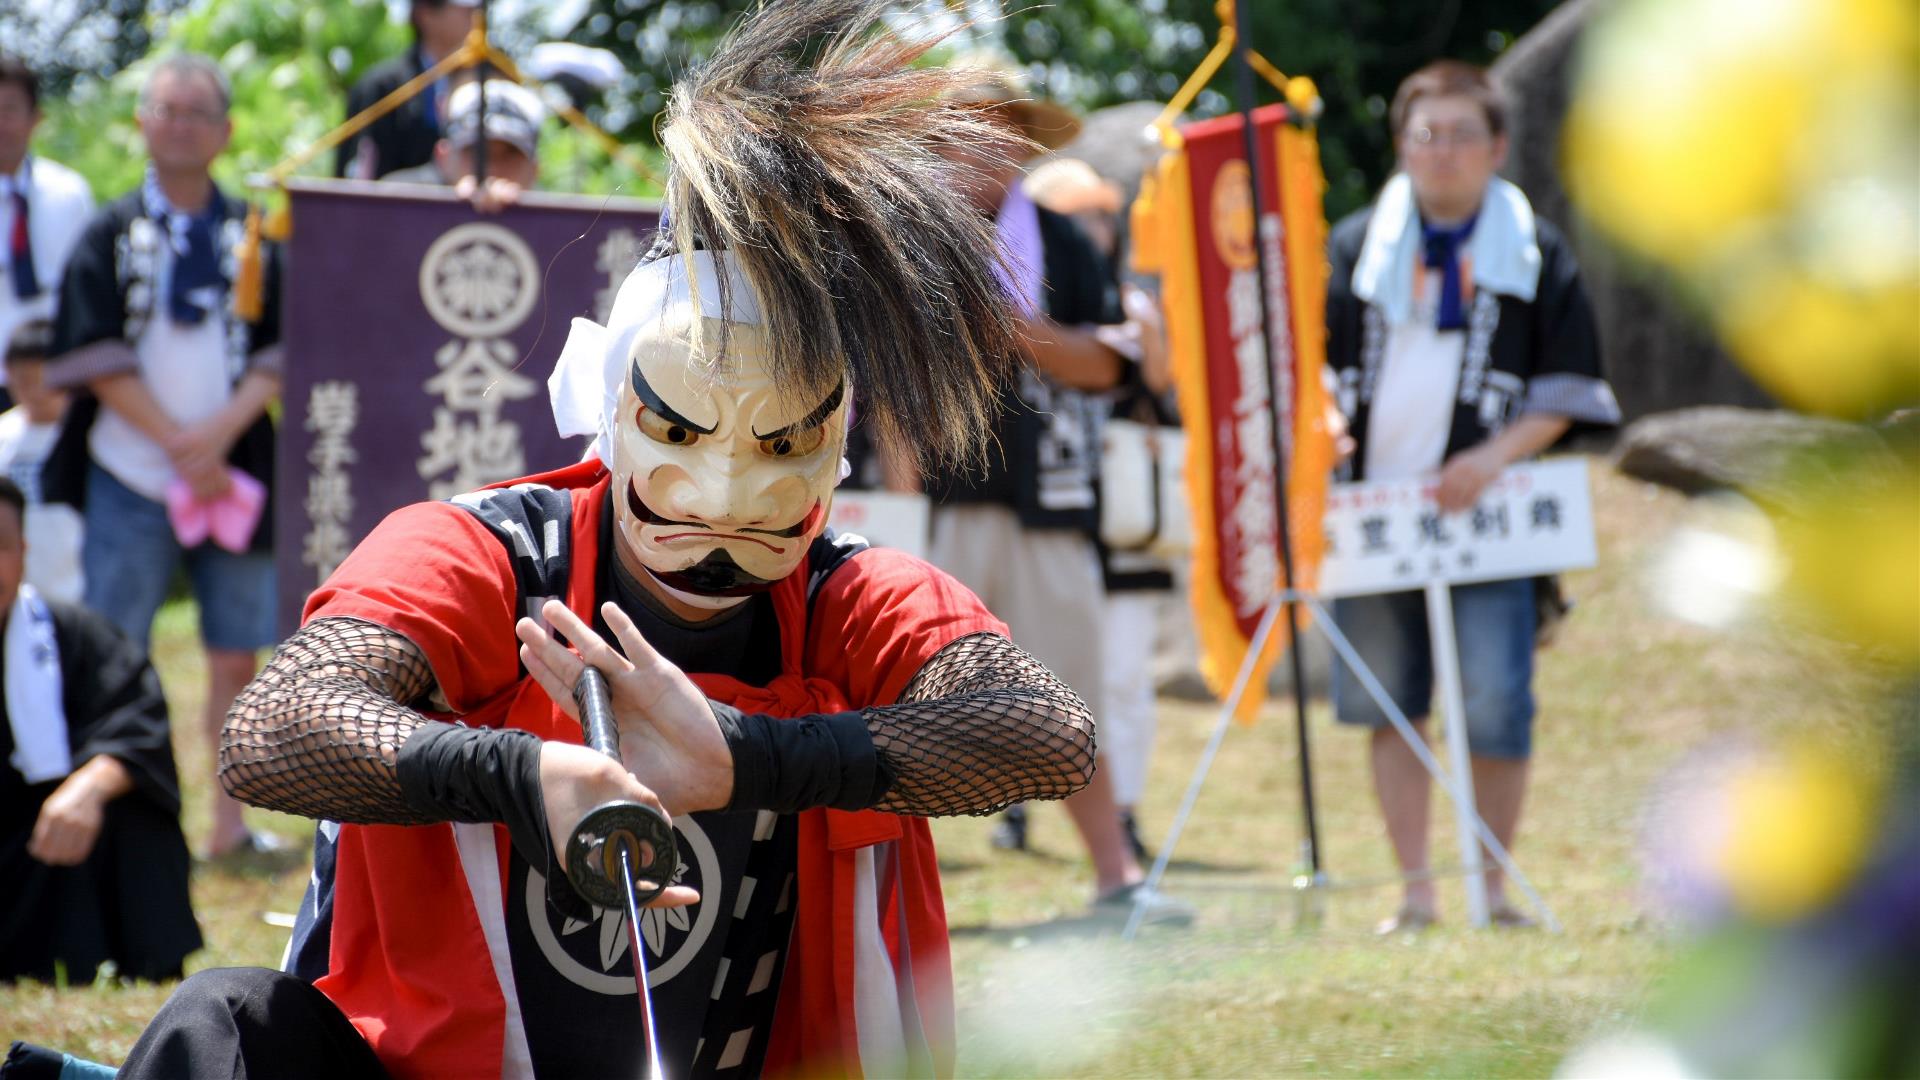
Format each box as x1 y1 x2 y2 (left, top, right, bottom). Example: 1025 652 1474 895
1324 60 1620 934
0 56 95 415
42 52 285 861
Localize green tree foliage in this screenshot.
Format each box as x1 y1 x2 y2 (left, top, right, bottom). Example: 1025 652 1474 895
27 0 408 202
0 0 193 97
21 0 1558 218
995 0 1561 219
27 0 652 205
563 0 1559 218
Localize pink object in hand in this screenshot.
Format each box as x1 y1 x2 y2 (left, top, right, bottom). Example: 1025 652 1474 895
165 470 266 553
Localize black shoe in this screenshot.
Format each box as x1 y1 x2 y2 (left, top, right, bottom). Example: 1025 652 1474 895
990 805 1028 851
1119 810 1150 864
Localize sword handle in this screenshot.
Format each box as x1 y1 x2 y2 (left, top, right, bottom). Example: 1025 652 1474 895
566 666 680 908
575 667 622 761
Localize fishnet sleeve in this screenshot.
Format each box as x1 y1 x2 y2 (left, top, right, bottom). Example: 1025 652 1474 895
219 616 443 824
868 631 1095 818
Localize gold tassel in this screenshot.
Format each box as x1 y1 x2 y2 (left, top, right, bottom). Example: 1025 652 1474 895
232 203 264 323
264 203 292 242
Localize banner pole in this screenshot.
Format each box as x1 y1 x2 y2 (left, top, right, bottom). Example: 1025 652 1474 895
1226 0 1324 880
1424 581 1491 926
1125 597 1285 940
474 0 491 186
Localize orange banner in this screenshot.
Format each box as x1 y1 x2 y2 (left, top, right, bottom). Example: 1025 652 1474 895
1133 103 1331 723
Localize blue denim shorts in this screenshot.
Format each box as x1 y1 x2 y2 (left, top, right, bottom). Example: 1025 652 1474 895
82 463 277 652
1329 577 1538 759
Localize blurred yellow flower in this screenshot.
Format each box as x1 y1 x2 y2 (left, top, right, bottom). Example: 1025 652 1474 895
1716 748 1877 922
1566 0 1919 419
1717 273 1920 420
1566 0 1822 265
1771 457 1920 665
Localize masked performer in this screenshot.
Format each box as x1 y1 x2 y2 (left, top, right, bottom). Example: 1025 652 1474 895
115 4 1093 1079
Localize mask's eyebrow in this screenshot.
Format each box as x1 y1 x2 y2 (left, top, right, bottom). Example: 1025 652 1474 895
631 362 718 435
752 379 844 440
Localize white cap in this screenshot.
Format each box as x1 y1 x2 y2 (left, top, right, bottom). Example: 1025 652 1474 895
443 79 546 156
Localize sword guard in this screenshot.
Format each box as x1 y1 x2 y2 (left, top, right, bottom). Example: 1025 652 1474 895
566 800 678 909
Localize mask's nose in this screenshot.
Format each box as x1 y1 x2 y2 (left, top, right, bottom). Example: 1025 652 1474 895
662 459 781 528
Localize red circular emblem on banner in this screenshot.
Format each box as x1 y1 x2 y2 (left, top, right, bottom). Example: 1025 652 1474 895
1210 160 1257 270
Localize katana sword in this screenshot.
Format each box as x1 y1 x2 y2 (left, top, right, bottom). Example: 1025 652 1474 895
617 841 664 1080
570 666 678 1080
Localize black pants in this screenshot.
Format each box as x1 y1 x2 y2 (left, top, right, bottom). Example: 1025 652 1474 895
2 792 200 985
118 968 391 1080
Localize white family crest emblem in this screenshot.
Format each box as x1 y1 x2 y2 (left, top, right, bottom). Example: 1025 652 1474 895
525 815 722 994
418 222 540 338
414 222 543 497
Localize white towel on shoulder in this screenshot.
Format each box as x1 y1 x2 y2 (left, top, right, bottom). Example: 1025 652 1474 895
1351 172 1542 326
5 584 69 783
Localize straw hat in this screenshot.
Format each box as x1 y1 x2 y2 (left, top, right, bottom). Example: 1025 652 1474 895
946 55 1083 152
1023 158 1122 215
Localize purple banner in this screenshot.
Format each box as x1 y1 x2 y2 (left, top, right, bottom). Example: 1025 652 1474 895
276 179 659 634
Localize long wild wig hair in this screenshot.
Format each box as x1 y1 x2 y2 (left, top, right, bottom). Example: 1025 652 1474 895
657 0 1027 471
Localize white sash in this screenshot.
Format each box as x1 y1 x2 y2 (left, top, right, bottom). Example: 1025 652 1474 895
5 583 69 783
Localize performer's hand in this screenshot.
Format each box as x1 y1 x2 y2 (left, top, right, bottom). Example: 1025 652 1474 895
516 600 734 817
1436 443 1504 513
539 742 700 910
28 769 112 866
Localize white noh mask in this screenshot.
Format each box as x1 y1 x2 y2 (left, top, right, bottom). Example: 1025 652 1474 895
550 249 848 608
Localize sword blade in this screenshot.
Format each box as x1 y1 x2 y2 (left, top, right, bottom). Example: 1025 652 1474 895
620 844 665 1080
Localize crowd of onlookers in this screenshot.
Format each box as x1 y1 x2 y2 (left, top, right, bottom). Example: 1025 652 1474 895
0 46 278 985
1 0 1615 990
0 0 549 984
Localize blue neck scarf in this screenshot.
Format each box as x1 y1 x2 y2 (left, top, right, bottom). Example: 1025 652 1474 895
7 159 38 301
1420 210 1478 331
141 166 229 326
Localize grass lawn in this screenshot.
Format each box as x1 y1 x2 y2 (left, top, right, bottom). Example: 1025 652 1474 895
0 459 1874 1075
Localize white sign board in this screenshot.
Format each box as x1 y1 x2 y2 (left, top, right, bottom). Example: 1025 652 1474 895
1317 458 1596 599
828 491 931 561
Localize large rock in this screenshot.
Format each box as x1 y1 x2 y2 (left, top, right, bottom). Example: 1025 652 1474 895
1051 101 1169 197
1491 0 1776 424
1613 406 1892 507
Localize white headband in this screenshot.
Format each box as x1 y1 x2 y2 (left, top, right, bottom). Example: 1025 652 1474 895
548 248 764 466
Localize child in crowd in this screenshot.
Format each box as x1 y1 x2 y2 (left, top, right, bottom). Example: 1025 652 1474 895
0 320 81 603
